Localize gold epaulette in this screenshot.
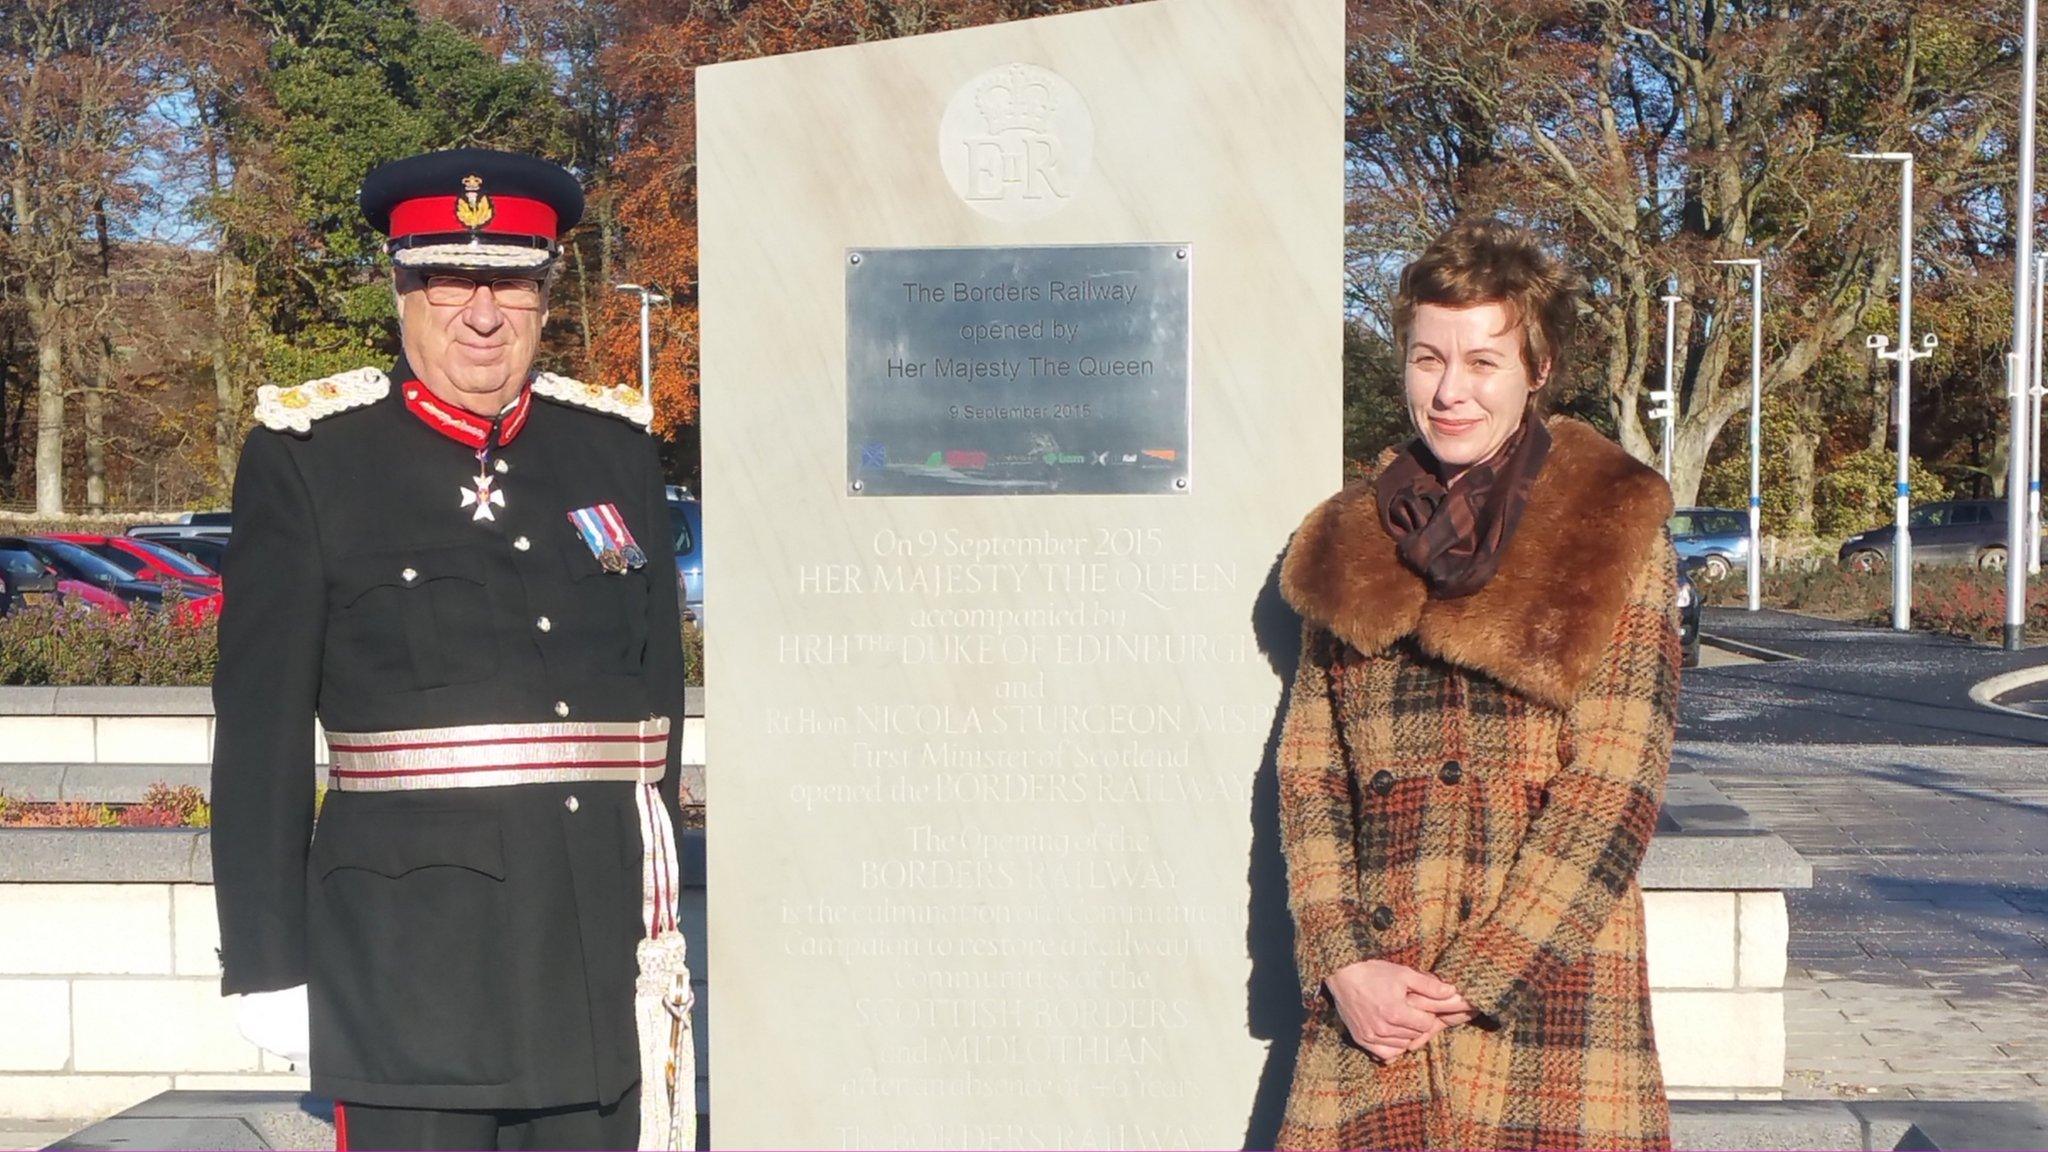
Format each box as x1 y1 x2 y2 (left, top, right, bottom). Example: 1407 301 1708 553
254 368 391 434
531 372 653 431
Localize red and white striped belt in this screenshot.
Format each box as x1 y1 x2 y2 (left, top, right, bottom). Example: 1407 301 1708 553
325 718 670 792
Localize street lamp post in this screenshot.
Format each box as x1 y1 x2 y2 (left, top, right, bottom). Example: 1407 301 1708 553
2008 0 2041 649
1650 292 1681 481
1712 259 1764 612
2032 252 2046 576
1849 152 1936 632
614 282 670 398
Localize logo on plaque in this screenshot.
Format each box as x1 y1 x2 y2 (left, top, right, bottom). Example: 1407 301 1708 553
939 64 1094 222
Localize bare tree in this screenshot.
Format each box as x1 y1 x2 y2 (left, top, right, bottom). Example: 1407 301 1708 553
1348 0 2013 505
1 0 180 515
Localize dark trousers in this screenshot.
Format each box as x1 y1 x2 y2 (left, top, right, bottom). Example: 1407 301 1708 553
335 1085 639 1151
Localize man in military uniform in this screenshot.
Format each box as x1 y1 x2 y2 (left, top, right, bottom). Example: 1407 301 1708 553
211 148 690 1151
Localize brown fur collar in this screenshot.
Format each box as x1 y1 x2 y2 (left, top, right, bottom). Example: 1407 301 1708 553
1280 417 1673 710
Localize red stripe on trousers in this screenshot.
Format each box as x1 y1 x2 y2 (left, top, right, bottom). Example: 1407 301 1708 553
334 1102 349 1152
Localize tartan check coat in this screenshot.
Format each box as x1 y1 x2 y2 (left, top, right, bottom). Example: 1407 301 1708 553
1273 417 1679 1151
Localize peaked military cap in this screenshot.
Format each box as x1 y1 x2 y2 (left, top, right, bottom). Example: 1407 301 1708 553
359 148 585 273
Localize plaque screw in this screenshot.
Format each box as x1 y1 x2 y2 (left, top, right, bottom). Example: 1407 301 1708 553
1176 248 1188 260
1175 477 1189 490
849 253 863 266
851 479 865 492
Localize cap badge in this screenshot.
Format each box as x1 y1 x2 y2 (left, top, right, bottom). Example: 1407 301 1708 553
455 173 495 233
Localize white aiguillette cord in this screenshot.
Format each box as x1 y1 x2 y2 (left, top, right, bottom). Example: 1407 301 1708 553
634 781 681 938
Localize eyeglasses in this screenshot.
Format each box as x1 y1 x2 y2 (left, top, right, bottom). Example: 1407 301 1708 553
419 274 546 311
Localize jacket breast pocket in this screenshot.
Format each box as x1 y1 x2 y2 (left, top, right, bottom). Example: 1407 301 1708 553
554 535 649 673
328 545 498 692
310 805 513 1086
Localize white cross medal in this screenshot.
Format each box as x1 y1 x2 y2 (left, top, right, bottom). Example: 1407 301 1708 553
461 470 506 521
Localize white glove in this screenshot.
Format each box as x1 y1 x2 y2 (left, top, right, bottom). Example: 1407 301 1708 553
232 984 310 1067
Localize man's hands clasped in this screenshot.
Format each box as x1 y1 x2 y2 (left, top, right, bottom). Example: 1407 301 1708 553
1324 960 1474 1062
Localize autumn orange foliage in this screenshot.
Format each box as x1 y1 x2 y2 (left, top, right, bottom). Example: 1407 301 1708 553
585 0 1127 437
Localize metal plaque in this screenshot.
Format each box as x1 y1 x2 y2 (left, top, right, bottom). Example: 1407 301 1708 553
847 244 1192 496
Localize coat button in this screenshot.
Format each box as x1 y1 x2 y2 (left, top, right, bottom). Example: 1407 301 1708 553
1371 906 1395 931
1439 760 1464 785
536 616 552 633
513 536 531 552
1369 770 1394 797
494 459 510 475
564 795 579 813
400 567 418 583
554 701 570 717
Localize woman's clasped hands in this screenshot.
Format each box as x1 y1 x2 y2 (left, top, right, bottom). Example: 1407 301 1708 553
1324 959 1474 1063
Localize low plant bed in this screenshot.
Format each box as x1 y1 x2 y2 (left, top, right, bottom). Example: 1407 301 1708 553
1 609 707 687
1703 565 2048 643
0 783 210 828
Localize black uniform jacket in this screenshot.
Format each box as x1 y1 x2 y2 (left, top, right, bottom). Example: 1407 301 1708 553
210 364 686 1110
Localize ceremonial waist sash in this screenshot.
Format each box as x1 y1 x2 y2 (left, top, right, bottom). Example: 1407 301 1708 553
326 718 669 791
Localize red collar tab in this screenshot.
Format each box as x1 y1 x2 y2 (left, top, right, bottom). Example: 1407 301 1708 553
388 195 559 241
401 381 533 449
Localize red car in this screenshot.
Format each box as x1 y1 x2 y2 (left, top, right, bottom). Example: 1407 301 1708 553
52 533 224 592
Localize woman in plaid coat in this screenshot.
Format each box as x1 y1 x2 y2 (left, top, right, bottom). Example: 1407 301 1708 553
1274 219 1677 1150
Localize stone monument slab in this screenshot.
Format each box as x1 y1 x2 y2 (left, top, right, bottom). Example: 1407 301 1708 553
699 0 1342 1145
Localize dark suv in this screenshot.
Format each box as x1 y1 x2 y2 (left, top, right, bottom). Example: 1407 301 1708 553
1838 500 2037 572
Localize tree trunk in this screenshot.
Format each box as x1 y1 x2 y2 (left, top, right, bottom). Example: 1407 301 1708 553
83 377 106 512
1784 429 1817 535
1784 387 1823 535
86 199 114 512
202 87 244 492
214 255 241 489
573 239 593 367
29 282 65 517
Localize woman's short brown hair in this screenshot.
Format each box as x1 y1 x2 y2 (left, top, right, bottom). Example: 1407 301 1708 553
1391 217 1580 396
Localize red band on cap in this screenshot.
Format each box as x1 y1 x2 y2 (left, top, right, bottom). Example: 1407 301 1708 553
389 195 559 240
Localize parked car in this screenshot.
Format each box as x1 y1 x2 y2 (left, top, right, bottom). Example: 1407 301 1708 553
1669 507 1750 582
668 497 703 627
50 533 223 591
1837 500 2039 572
1676 555 1703 668
0 536 222 621
0 547 62 615
127 510 232 545
148 535 229 572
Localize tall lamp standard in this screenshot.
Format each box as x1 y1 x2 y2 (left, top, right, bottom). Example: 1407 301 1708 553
1712 258 1764 612
2032 252 2046 576
2007 0 2041 649
1650 292 1681 481
1849 151 1937 632
614 282 670 398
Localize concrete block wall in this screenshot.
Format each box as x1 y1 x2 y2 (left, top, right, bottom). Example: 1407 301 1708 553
0 874 710 1122
0 881 307 1120
1644 890 1792 1099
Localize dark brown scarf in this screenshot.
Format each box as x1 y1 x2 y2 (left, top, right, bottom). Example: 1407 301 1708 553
1376 415 1552 599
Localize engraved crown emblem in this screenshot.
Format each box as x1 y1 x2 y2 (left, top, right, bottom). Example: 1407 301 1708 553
975 65 1056 135
454 173 494 231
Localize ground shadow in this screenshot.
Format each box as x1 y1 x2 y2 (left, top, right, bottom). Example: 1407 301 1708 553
1241 547 1305 1151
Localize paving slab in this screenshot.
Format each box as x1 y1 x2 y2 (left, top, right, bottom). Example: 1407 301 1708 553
1685 743 2048 1104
